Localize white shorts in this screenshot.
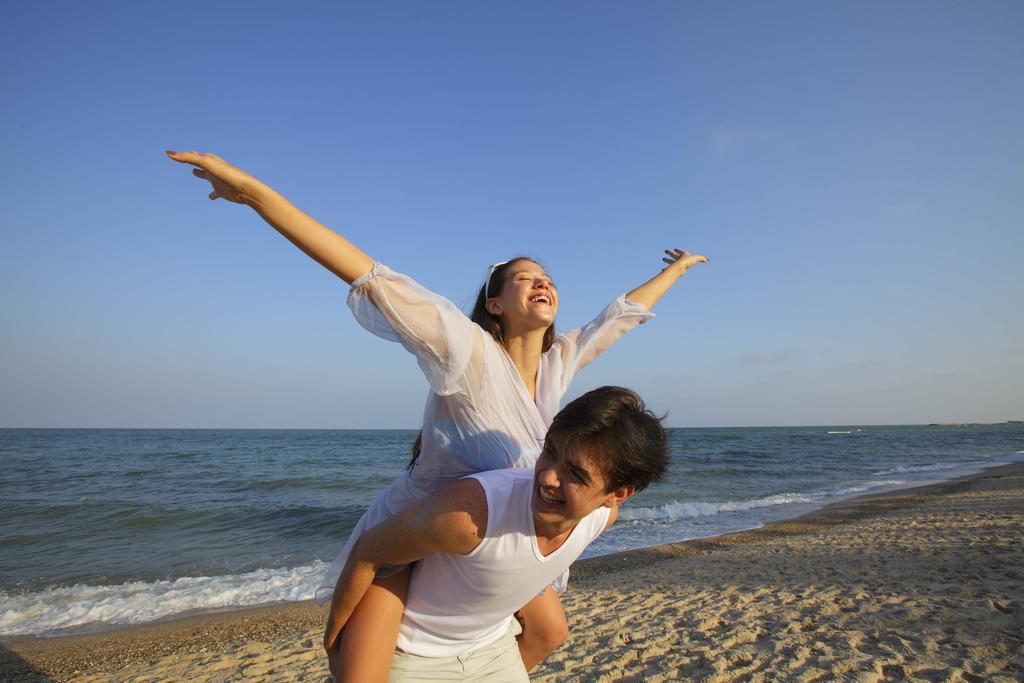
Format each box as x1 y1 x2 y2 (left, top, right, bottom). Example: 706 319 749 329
387 625 528 683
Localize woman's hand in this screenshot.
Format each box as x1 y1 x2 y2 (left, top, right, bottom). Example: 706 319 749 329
323 608 349 654
625 246 710 309
166 150 260 205
324 625 343 679
165 148 374 282
661 247 709 274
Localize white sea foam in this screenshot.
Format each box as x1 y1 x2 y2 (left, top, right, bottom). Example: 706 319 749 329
834 480 906 495
620 480 906 523
621 492 817 522
874 462 963 476
0 561 329 637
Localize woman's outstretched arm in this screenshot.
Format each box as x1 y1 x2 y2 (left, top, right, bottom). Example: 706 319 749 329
166 150 375 284
625 247 709 310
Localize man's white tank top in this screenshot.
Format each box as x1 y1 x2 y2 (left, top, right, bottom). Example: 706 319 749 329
395 468 610 657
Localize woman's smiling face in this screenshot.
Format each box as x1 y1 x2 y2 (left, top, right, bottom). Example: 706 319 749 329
487 259 558 332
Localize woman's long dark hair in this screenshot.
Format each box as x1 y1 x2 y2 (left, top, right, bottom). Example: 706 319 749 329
407 257 555 470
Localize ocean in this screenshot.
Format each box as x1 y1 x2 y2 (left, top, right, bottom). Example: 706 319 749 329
1 424 1022 637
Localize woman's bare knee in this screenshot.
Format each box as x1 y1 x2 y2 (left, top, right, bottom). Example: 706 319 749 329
531 611 568 650
516 587 569 669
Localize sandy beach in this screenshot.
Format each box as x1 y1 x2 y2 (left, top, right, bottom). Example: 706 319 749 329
3 463 1022 682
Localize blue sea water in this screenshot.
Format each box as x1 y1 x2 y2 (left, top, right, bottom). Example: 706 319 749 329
1 424 1022 637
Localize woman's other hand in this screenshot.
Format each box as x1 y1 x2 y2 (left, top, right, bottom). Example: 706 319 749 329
661 247 709 274
324 630 342 680
625 246 710 309
166 150 258 205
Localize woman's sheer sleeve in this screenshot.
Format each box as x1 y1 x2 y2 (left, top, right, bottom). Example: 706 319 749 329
552 295 654 391
347 263 477 396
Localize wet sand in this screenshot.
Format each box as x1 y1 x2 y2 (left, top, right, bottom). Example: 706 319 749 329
4 463 1023 682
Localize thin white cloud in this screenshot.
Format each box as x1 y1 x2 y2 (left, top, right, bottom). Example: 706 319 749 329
710 126 773 155
737 349 800 366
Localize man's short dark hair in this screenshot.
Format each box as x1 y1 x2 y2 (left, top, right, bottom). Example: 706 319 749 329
546 386 668 492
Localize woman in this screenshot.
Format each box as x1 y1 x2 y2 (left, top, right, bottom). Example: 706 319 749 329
167 149 708 681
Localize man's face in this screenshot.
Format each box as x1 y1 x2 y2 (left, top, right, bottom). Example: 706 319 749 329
531 440 628 528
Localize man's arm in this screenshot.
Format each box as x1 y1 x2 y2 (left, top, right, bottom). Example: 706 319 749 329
323 478 488 651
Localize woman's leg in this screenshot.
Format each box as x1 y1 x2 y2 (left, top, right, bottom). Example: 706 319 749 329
515 585 569 671
331 567 410 683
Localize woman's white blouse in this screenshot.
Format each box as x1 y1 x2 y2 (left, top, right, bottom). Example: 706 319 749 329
315 263 653 604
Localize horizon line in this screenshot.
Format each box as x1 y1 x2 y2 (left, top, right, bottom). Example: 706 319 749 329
2 421 1020 431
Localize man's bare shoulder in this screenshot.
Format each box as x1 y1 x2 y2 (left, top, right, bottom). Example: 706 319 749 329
420 477 489 554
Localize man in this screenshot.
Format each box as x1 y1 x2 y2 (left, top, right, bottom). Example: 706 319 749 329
325 386 668 681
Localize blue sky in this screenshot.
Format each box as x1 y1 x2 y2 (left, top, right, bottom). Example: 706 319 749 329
1 1 1021 427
